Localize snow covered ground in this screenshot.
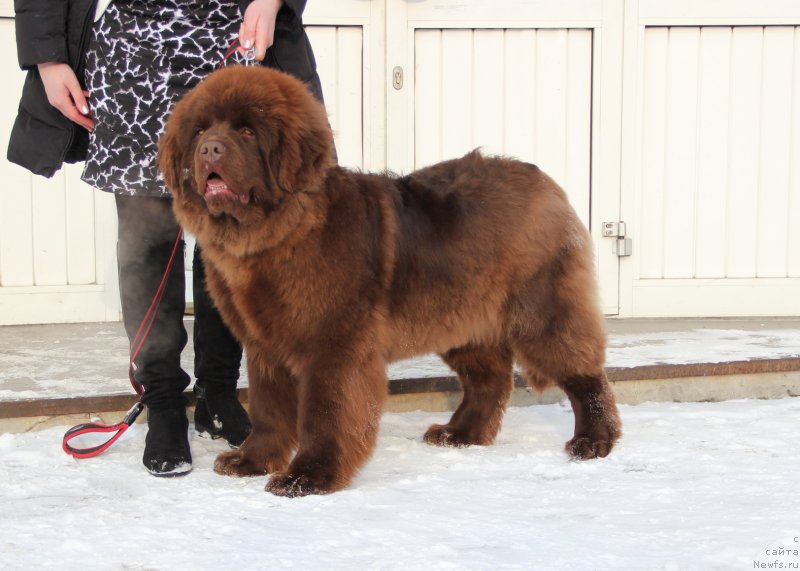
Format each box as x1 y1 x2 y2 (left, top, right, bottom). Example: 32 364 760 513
1 397 798 570
2 322 800 401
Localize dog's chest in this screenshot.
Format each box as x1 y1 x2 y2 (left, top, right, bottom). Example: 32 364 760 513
216 259 323 348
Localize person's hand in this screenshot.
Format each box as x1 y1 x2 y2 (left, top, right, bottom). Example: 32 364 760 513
239 0 284 61
37 62 94 132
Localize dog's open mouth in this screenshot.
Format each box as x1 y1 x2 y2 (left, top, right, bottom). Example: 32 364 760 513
204 173 250 205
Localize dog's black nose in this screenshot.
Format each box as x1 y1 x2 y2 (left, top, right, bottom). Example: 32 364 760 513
200 139 226 162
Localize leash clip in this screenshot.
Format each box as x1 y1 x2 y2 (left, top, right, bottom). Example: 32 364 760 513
219 39 259 69
122 401 145 425
241 47 257 66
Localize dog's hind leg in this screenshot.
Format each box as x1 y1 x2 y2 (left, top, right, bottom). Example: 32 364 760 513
423 343 514 447
510 248 621 460
214 355 298 477
266 353 388 497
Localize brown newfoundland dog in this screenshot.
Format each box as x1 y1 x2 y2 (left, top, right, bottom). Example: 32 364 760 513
159 66 621 497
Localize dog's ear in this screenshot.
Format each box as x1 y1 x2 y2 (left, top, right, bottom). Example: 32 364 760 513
158 126 182 198
158 96 193 198
267 83 335 193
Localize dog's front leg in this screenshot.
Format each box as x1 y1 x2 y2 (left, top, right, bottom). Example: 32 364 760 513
214 356 298 477
266 355 388 497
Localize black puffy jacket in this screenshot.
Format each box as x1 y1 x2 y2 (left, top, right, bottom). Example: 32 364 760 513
7 0 320 178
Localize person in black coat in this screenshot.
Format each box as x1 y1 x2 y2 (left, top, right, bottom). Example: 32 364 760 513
8 0 326 477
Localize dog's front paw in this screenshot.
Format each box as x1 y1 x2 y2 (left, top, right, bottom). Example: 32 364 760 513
213 449 270 477
423 424 488 447
266 471 332 497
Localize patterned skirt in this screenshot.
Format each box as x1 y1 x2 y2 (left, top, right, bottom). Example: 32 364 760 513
81 0 241 196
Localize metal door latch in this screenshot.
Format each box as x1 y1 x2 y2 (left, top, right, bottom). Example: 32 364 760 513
602 221 632 257
393 66 403 90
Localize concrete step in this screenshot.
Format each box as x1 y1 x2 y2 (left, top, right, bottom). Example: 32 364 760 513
2 318 799 432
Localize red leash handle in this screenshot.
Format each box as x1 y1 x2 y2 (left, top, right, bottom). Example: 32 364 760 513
61 228 183 459
62 402 144 459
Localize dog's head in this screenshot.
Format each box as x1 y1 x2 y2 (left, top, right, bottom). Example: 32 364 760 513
158 66 335 255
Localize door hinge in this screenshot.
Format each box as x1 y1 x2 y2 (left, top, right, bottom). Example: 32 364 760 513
602 221 632 257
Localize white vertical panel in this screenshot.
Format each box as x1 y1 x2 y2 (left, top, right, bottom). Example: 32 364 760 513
503 30 537 163
757 27 795 278
472 30 505 156
564 29 593 226
64 164 96 285
306 26 364 169
94 186 117 290
440 30 473 162
31 174 67 285
0 178 34 286
694 27 731 279
414 28 593 225
662 27 699 279
789 27 800 277
0 19 33 287
534 30 568 187
639 27 669 279
334 27 363 169
414 30 443 167
641 25 800 283
309 26 338 142
726 27 762 278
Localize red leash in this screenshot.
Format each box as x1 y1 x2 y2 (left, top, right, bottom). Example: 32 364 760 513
62 228 184 458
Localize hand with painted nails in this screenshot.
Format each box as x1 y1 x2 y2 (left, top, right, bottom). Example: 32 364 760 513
37 62 95 132
238 0 284 61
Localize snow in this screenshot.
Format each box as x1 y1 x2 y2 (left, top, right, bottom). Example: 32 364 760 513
387 328 800 378
606 328 800 368
3 323 800 402
1 397 798 570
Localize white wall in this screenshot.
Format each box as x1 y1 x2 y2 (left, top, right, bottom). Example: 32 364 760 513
1 0 799 323
0 16 119 326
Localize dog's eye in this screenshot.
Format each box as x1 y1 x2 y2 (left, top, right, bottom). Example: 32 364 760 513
194 128 205 138
240 127 255 138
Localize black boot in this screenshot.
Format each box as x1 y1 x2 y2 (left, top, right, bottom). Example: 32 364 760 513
193 383 252 447
192 246 250 447
143 406 192 477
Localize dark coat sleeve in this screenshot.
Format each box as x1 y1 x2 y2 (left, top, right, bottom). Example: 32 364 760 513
238 0 320 91
281 0 307 18
238 0 307 21
14 0 69 69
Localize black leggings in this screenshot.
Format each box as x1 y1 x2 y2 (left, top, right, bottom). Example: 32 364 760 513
116 194 242 409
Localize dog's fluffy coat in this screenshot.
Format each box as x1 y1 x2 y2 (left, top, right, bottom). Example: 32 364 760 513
159 66 621 497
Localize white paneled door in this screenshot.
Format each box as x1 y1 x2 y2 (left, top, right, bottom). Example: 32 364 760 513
620 0 800 316
387 0 625 314
413 28 593 225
